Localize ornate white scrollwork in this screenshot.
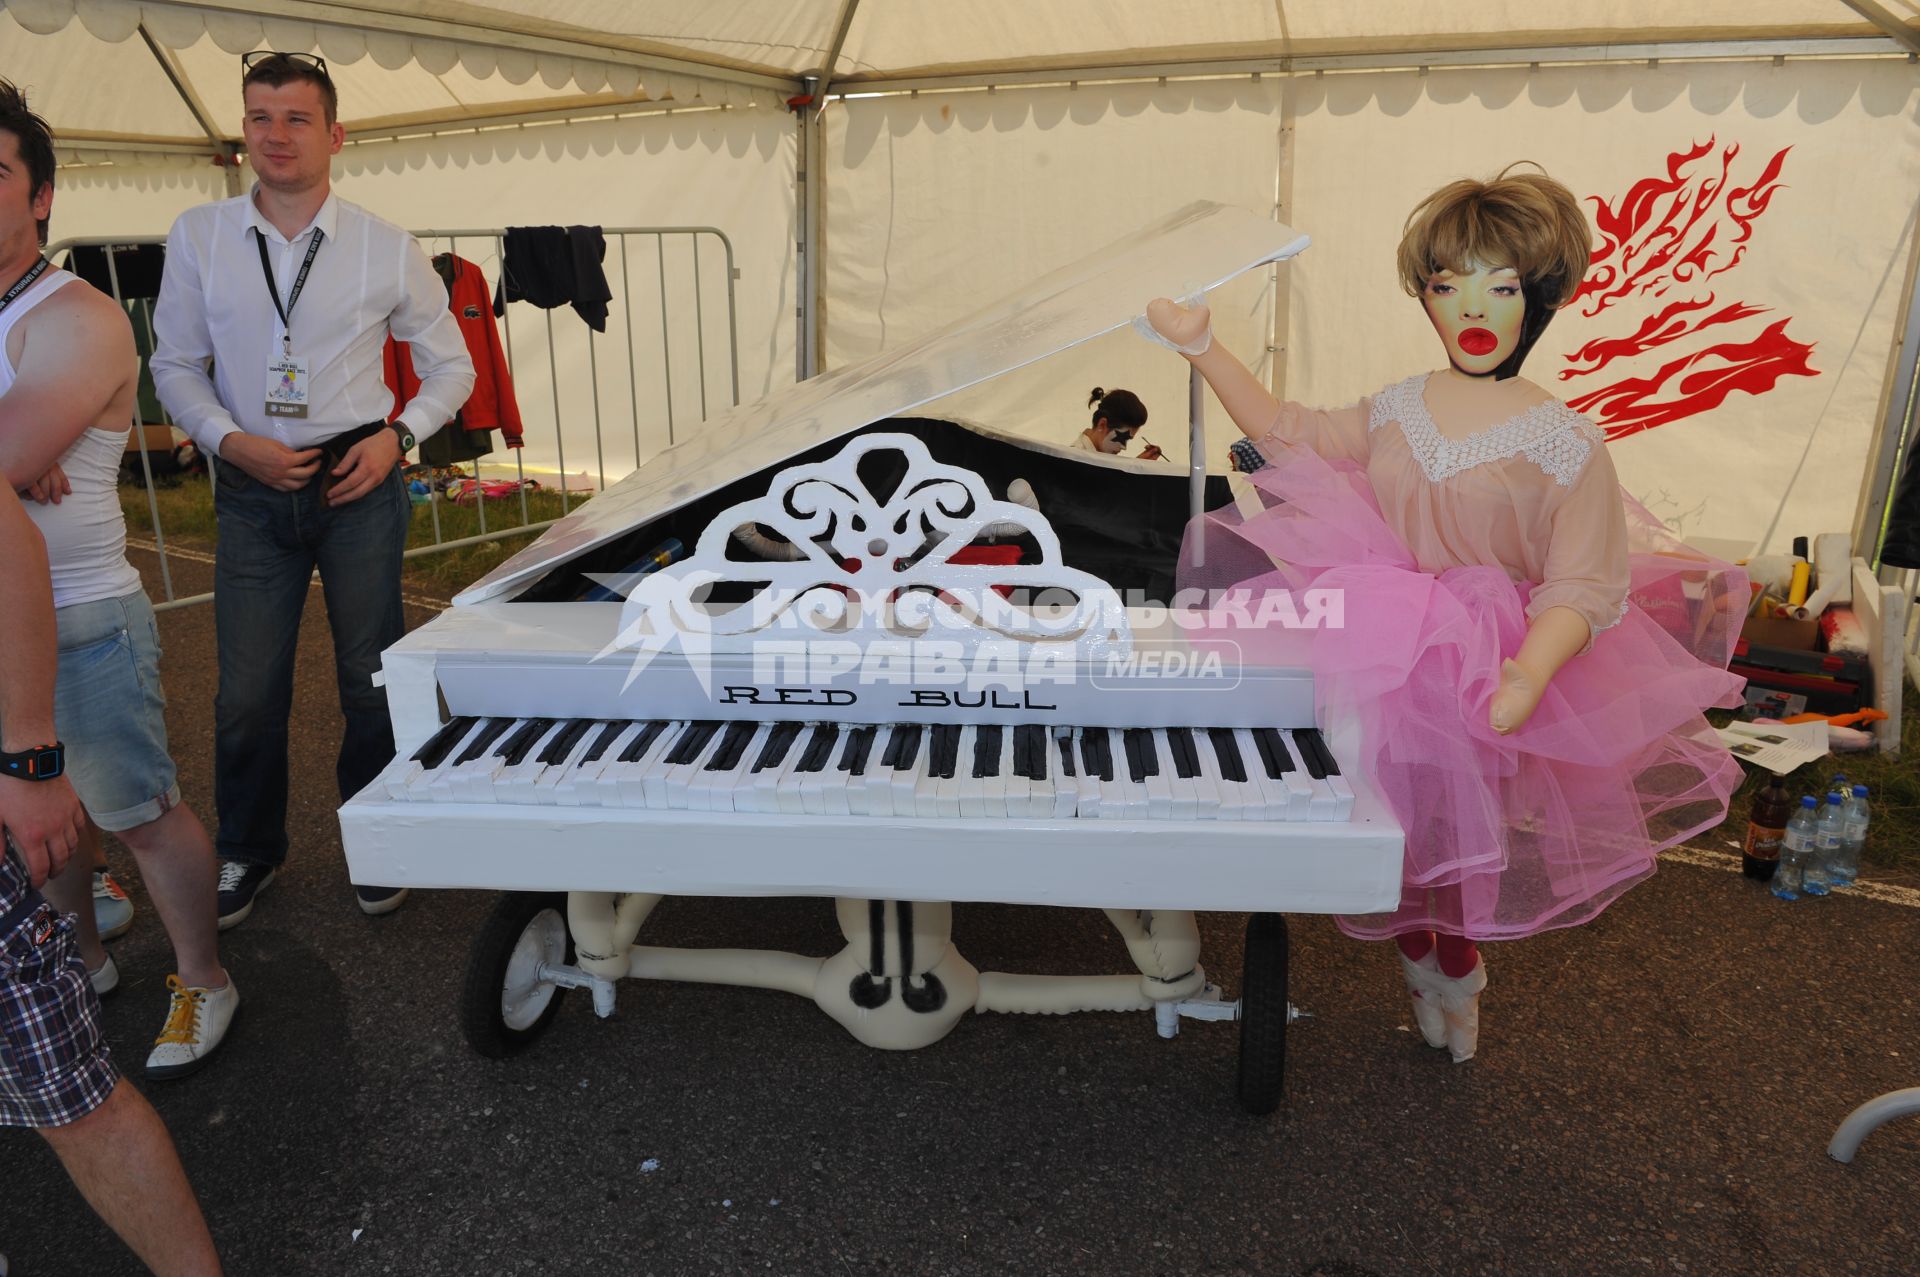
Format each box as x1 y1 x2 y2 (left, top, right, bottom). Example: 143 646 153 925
608 433 1131 661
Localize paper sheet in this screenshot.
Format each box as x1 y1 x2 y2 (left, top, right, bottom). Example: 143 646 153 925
1717 720 1831 776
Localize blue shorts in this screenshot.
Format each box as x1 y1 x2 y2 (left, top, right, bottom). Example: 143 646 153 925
54 590 182 833
0 849 118 1128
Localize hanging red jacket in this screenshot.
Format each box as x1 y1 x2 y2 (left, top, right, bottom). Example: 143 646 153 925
385 253 524 447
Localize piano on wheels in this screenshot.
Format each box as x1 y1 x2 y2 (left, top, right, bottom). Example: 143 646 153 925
339 202 1404 1114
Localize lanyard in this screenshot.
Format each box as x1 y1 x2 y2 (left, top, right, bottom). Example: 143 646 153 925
254 227 324 357
0 257 51 317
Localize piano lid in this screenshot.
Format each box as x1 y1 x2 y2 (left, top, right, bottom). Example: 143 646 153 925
456 201 1310 606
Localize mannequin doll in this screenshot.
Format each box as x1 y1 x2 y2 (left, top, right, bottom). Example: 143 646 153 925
1145 166 1745 1062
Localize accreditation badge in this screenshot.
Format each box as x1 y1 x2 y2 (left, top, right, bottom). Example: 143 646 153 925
263 354 311 419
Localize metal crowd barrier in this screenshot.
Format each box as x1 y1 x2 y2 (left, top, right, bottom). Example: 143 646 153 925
45 226 741 612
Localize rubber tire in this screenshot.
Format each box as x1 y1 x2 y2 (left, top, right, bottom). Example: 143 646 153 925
460 891 573 1059
1236 911 1289 1115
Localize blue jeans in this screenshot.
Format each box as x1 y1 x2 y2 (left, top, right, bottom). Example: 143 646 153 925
213 460 409 867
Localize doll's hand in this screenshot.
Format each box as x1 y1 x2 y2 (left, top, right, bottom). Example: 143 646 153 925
1488 658 1547 735
1137 296 1213 356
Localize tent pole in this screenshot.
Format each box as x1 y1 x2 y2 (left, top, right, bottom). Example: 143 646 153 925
1852 199 1920 569
796 1 861 383
1834 1 1920 55
1268 71 1297 402
138 22 241 194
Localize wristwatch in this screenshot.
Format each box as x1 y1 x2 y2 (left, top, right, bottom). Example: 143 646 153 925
389 422 417 454
0 743 64 782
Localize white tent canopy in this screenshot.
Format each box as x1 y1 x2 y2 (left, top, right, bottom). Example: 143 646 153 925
4 1 1918 558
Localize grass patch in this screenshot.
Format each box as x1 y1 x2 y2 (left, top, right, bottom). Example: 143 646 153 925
119 472 584 596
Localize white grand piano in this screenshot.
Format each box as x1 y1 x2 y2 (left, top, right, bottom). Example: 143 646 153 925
338 203 1404 1113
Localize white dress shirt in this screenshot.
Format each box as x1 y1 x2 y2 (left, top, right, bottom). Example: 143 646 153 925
151 187 474 455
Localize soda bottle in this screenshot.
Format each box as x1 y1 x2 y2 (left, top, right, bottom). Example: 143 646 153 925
1830 784 1870 887
1774 797 1819 901
1741 777 1794 881
1805 793 1845 896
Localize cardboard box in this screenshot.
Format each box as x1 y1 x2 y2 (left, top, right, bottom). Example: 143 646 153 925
1740 615 1818 651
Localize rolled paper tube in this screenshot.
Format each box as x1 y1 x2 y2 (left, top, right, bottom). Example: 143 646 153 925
1787 560 1811 607
1813 532 1854 605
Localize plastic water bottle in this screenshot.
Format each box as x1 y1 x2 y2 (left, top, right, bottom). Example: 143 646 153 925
1805 793 1845 895
1830 785 1870 887
1774 797 1819 900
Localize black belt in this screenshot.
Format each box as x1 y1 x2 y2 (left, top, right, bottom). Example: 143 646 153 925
318 420 392 469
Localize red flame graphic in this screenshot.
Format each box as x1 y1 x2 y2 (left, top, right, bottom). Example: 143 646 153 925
1561 139 1815 437
1565 319 1819 442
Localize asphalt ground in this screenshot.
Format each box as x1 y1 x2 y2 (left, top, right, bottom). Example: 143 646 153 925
6 541 1919 1277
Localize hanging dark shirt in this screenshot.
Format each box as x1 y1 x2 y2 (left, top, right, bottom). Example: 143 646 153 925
492 225 612 332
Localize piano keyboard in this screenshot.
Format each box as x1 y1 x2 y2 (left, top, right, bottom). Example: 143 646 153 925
377 715 1355 823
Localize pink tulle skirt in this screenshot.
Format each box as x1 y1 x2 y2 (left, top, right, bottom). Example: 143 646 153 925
1179 444 1747 942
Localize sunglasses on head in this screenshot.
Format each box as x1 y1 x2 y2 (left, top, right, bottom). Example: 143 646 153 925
241 50 331 81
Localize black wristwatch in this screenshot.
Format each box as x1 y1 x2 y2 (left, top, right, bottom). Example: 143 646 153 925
390 422 417 454
0 743 64 782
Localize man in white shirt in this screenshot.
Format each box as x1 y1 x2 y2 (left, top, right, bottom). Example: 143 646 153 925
152 53 473 926
0 80 236 1078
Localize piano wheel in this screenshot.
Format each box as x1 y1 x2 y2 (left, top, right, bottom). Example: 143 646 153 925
1235 912 1289 1116
461 891 575 1059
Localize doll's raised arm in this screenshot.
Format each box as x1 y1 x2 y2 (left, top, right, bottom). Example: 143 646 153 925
1145 297 1370 463
1488 440 1632 734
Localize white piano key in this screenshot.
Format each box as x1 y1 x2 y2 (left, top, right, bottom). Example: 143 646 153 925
816 726 859 817
1134 730 1173 821
660 722 731 811
556 722 639 807
1052 725 1082 818
955 725 990 819
610 721 684 809
447 717 541 803
1299 731 1356 821
1282 730 1338 821
1116 730 1155 820
1063 729 1098 818
990 726 1019 820
1264 730 1316 819
1177 730 1221 822
911 726 949 819
886 725 926 818
1234 728 1290 822
386 718 477 801
1195 729 1248 823
494 720 571 805
738 721 804 814
530 721 605 806
688 722 769 813
790 723 839 817
841 727 878 817
934 725 971 819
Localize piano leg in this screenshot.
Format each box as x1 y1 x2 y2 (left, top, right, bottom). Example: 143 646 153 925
1102 908 1206 1003
567 891 662 984
814 898 979 1050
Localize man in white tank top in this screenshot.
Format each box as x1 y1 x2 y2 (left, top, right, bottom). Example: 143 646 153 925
0 80 238 1094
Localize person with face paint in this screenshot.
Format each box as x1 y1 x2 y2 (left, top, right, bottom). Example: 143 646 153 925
1072 386 1162 460
1144 166 1746 1062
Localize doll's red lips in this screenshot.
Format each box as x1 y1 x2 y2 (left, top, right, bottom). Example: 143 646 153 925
1459 328 1498 356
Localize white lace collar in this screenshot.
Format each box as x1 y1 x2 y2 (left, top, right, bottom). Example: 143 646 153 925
1369 372 1600 487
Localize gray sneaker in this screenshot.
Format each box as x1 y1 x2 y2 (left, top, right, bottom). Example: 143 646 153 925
93 870 134 941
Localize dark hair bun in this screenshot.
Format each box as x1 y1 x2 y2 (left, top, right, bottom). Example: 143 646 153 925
1088 387 1106 407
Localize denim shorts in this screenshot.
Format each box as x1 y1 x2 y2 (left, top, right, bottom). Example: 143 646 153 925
0 849 118 1128
53 589 182 833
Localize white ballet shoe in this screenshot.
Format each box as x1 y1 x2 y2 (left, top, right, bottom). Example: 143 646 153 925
1399 950 1449 1049
1401 951 1487 1063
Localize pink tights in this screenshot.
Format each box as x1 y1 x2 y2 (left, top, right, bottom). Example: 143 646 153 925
1395 930 1480 979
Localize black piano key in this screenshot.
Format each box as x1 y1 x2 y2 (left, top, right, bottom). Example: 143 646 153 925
1055 732 1076 779
619 720 671 763
840 725 877 776
705 721 758 771
497 718 558 766
930 724 962 779
1087 728 1114 783
1165 726 1200 779
1296 727 1340 778
754 721 804 772
1207 727 1248 784
537 718 595 765
1011 725 1034 780
1126 728 1160 782
891 724 923 771
1026 727 1048 782
454 717 515 766
1078 730 1100 781
411 716 478 768
1121 728 1147 784
795 723 841 773
1252 727 1292 777
663 720 722 766
580 720 632 765
972 725 1003 778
